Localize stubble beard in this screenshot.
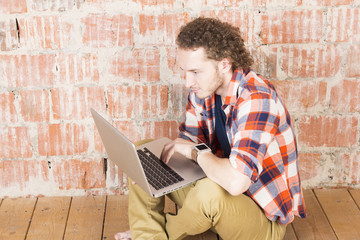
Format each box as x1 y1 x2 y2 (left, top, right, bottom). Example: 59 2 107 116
196 68 224 99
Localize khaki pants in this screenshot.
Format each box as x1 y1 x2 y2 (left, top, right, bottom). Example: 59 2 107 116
129 140 286 240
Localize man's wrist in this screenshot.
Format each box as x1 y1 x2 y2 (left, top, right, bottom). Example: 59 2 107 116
191 143 211 163
191 147 198 163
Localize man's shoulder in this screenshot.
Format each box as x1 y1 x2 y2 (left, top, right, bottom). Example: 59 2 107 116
240 71 277 99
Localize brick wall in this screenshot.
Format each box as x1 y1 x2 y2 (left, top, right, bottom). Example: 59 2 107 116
0 0 359 198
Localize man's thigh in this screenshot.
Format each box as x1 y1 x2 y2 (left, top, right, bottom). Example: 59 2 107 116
168 178 286 240
167 182 194 209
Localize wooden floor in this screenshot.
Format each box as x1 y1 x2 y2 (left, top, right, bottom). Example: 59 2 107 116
0 189 360 240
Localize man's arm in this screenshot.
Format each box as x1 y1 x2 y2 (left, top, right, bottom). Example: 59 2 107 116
161 138 251 196
197 151 251 196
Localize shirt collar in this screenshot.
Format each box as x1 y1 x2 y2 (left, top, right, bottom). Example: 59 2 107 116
223 68 247 106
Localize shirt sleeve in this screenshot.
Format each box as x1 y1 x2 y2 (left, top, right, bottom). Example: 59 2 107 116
178 92 208 144
229 91 279 182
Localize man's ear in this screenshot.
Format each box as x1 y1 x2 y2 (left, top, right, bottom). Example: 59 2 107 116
218 58 232 73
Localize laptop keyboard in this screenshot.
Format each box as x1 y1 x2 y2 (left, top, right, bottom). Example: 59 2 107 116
137 148 184 190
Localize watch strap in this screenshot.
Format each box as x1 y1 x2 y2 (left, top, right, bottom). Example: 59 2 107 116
192 143 211 163
191 146 198 163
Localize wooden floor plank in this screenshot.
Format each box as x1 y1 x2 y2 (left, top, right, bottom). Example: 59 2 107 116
349 189 360 209
164 196 177 214
102 195 176 240
102 195 129 240
315 188 360 239
102 195 217 240
26 196 71 240
2 189 358 239
64 195 106 240
292 189 336 240
283 224 298 240
0 198 37 240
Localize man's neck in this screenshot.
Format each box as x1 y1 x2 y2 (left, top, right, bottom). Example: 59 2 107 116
216 70 233 104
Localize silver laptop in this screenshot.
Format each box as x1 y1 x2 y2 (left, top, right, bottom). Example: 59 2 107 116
91 108 206 197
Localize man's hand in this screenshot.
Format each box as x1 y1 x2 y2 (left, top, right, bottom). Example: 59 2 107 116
161 138 251 196
160 138 196 163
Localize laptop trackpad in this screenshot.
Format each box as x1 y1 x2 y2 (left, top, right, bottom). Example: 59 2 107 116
168 153 206 180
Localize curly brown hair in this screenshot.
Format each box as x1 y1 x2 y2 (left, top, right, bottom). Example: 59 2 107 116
176 17 253 71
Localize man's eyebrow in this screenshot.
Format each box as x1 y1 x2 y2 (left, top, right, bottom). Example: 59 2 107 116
178 66 201 72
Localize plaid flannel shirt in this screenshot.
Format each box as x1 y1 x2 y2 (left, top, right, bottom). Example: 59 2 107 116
179 69 306 224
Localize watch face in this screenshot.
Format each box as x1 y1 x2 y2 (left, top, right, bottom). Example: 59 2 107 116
196 143 209 151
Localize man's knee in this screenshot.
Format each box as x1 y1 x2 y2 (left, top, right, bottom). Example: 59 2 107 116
189 178 228 207
186 178 255 216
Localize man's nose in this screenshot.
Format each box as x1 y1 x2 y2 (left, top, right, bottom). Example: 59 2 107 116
185 72 195 88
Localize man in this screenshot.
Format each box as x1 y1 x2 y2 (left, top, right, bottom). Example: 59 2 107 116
115 17 306 240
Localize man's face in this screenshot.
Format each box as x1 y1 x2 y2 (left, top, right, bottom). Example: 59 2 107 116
177 47 224 99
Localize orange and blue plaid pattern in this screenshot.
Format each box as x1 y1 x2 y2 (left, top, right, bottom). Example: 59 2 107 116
179 69 306 224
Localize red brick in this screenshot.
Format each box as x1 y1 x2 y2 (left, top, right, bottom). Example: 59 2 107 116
38 123 89 156
57 53 100 84
166 47 180 76
52 158 105 190
346 45 360 78
18 16 72 49
151 85 168 117
183 0 245 9
19 89 50 122
52 87 106 120
29 0 84 11
136 0 174 6
200 10 253 44
273 80 327 112
250 46 278 79
136 49 161 83
0 160 48 191
261 10 323 44
113 121 141 143
214 0 246 6
169 84 188 118
298 152 322 181
307 0 354 6
330 79 360 112
110 48 160 82
109 49 137 82
94 124 106 153
82 14 133 48
0 54 56 87
0 127 33 158
0 0 27 13
165 47 187 89
280 45 341 78
252 0 302 6
138 13 190 46
105 158 126 189
107 85 139 119
326 8 360 42
351 8 360 42
107 85 168 119
0 19 19 51
0 92 17 123
298 115 358 147
143 121 179 140
337 152 360 184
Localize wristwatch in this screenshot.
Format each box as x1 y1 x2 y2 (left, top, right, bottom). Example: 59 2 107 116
191 143 211 163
